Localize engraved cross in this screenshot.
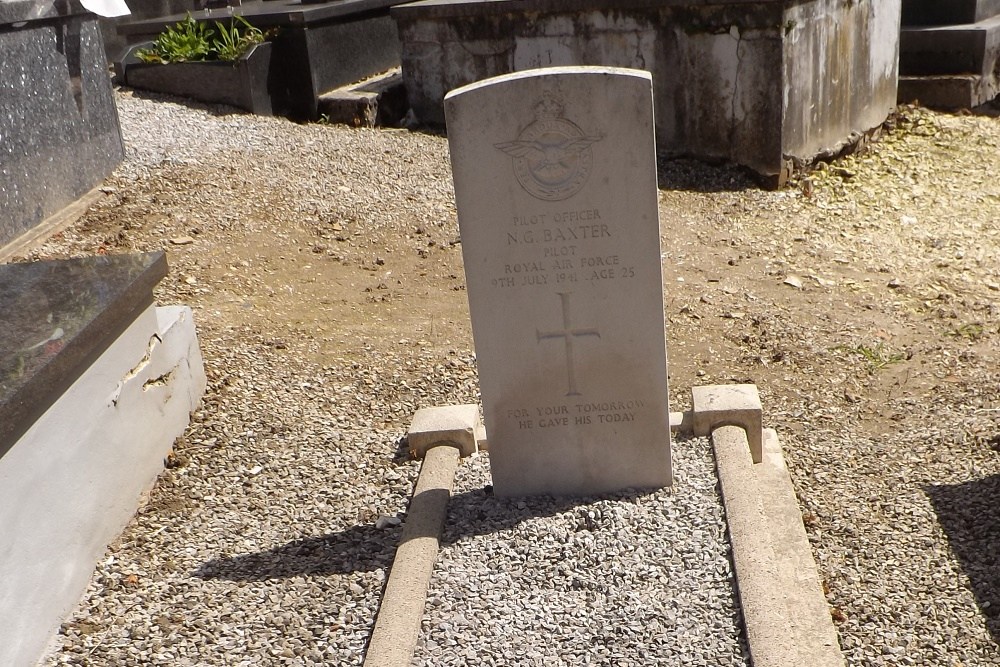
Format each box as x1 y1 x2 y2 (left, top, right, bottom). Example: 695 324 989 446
536 292 600 397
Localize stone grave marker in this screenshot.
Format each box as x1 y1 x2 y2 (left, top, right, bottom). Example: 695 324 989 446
445 66 671 497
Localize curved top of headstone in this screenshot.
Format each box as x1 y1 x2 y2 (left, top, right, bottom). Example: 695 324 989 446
446 64 651 100
0 251 167 456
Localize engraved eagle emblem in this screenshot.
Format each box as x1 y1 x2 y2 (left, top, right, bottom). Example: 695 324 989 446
493 92 603 201
494 136 603 171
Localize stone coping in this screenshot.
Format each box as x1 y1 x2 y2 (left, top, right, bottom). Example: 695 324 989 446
0 251 168 456
902 0 1000 26
0 0 90 27
391 0 793 20
377 392 845 666
119 0 397 34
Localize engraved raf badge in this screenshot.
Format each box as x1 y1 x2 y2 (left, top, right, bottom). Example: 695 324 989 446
495 92 603 202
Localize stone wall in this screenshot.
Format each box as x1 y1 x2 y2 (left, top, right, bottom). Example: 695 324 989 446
782 0 901 162
393 0 901 184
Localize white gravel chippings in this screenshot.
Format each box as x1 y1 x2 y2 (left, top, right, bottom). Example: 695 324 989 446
412 437 749 667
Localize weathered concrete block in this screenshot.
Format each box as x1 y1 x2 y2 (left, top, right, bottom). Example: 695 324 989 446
317 68 408 127
1 305 205 667
408 404 481 458
692 384 763 464
780 0 902 167
392 0 901 185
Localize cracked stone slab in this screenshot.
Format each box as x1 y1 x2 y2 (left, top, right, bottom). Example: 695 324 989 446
0 251 167 457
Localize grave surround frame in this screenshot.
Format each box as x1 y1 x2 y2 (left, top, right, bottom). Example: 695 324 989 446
117 0 401 119
0 252 206 667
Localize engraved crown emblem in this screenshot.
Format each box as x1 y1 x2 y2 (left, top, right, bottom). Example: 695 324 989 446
534 93 564 119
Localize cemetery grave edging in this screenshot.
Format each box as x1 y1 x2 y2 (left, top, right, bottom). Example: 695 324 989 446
116 0 401 120
117 41 276 115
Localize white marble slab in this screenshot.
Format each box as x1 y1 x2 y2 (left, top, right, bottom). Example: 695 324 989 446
445 66 671 497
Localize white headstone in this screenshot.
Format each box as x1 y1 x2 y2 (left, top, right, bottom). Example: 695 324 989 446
445 66 671 497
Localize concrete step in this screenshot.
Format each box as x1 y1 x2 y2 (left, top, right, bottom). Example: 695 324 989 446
900 15 1000 76
903 0 1000 26
898 73 1000 109
316 68 407 128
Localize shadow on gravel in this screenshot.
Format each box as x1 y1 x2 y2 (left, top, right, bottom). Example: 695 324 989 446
656 156 760 193
192 486 653 581
926 474 1000 647
192 524 402 579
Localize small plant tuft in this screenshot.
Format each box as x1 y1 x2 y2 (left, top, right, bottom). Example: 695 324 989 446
834 342 907 374
211 15 266 62
136 13 268 64
136 14 212 63
946 323 984 341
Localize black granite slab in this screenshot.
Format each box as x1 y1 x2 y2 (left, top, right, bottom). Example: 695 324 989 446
902 0 1000 26
0 13 124 248
0 252 168 457
120 41 275 114
118 0 397 32
116 0 400 119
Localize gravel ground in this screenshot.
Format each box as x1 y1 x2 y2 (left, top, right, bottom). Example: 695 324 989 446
17 88 1000 666
413 438 746 667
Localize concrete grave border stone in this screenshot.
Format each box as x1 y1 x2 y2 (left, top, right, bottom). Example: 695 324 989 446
368 386 845 667
0 253 205 667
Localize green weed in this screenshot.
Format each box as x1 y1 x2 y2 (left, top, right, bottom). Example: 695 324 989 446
136 15 212 63
947 323 985 341
211 15 265 62
136 13 267 64
835 342 907 374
